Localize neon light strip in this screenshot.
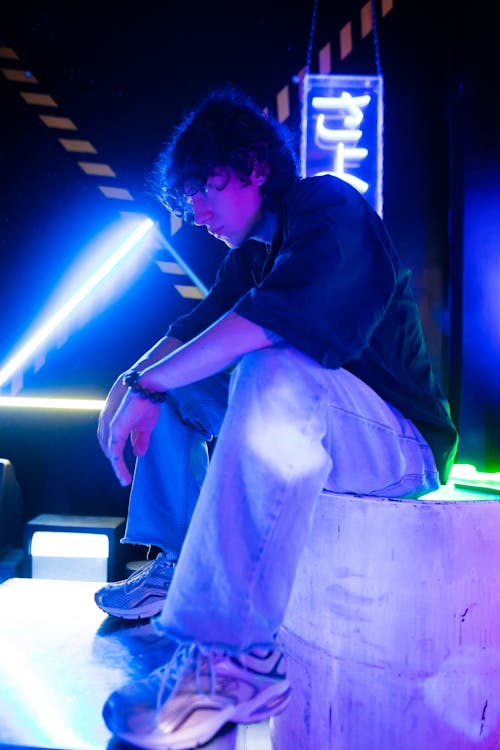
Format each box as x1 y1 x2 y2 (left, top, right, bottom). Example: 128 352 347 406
0 217 154 388
0 396 105 410
161 234 209 297
449 463 500 490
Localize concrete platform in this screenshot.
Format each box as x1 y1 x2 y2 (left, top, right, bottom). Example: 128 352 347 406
0 577 271 750
272 486 500 750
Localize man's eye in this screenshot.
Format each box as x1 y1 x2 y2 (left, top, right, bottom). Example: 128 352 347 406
183 182 209 199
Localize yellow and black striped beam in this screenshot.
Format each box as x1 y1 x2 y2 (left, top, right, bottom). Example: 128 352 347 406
0 45 205 302
272 0 394 124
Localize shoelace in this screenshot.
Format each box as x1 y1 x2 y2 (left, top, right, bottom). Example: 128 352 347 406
123 557 156 591
124 553 176 591
155 643 220 713
153 643 281 716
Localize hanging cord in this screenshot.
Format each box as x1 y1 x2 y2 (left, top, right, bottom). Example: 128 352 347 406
370 0 383 77
370 0 384 217
305 0 319 73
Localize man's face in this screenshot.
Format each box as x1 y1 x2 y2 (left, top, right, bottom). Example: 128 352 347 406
186 166 265 248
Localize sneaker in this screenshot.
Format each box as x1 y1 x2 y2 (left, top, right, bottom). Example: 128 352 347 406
95 553 176 619
103 641 291 750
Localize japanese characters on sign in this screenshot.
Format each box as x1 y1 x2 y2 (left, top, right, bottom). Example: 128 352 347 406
301 74 384 216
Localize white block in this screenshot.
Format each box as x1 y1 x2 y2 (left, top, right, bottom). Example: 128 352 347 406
271 490 500 750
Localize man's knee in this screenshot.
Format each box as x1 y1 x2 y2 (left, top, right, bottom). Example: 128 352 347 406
233 345 324 389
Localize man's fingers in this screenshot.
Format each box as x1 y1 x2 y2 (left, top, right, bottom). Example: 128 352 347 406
109 453 132 486
107 434 132 486
106 391 159 485
131 430 151 457
97 429 109 457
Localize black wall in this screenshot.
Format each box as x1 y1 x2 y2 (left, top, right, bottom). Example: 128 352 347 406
0 0 496 544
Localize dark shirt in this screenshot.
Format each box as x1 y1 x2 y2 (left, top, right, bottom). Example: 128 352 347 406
168 175 458 484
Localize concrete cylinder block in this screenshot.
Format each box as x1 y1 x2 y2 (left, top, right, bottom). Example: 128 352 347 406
270 490 500 750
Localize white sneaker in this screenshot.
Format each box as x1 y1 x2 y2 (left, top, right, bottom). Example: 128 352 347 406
94 553 176 619
102 641 291 749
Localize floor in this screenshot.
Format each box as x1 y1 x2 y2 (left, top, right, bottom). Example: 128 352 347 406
0 577 272 750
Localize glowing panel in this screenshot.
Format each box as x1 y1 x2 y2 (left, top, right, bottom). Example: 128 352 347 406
301 74 384 216
30 530 109 581
31 531 109 558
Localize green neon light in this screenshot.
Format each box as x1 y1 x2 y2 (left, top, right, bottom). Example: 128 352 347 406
449 463 500 491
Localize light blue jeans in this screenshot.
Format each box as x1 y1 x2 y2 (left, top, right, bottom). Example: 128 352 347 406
122 345 440 653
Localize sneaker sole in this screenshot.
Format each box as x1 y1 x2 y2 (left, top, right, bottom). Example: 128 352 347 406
114 679 291 750
95 598 166 619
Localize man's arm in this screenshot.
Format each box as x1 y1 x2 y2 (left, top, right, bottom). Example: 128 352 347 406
139 312 274 392
106 312 274 485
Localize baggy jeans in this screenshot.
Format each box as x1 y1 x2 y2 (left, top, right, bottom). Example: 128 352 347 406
122 345 440 653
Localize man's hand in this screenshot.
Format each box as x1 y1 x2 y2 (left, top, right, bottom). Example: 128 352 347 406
100 315 273 484
97 336 184 459
97 377 128 458
107 391 161 486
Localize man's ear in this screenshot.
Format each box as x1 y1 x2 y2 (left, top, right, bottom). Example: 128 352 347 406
252 160 270 186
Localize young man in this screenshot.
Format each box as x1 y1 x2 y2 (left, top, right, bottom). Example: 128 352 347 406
97 85 458 749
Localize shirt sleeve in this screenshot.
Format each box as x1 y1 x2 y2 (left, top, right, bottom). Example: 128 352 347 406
234 176 399 368
166 240 266 342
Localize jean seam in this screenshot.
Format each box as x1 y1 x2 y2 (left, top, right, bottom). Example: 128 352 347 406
365 470 440 496
177 426 194 555
327 402 418 438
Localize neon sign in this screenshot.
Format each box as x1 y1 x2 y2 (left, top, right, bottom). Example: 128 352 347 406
301 74 384 216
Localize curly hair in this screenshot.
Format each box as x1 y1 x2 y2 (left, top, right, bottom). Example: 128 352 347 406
148 84 299 222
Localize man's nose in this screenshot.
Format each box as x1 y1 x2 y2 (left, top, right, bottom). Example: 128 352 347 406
191 196 212 227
